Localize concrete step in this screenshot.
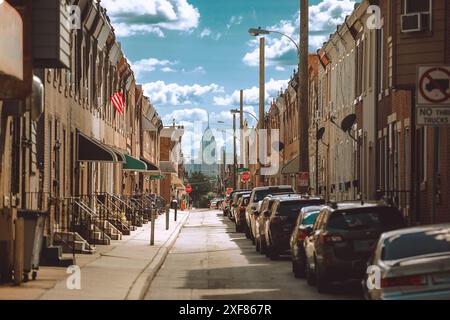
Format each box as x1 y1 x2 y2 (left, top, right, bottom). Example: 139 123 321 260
54 231 96 254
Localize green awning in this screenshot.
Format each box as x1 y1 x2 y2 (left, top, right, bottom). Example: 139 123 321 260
123 154 147 171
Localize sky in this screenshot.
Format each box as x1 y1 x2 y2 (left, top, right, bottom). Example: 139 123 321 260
100 0 359 160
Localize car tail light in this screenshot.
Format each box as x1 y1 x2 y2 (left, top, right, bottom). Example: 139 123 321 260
297 229 308 241
320 233 343 244
381 275 426 288
239 206 246 213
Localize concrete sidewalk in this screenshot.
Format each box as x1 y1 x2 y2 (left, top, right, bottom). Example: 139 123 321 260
0 209 190 300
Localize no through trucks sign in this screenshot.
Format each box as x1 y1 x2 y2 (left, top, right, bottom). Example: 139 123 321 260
417 66 450 106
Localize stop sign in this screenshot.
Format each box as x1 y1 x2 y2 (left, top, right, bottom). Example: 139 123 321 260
241 171 251 182
185 184 192 193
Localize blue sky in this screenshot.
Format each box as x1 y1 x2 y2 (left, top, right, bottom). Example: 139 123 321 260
101 0 358 158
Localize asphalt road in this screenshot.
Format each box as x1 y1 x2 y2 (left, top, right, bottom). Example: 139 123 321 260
145 209 363 300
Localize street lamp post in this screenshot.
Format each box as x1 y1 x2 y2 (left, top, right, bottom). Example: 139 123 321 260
249 0 309 192
230 109 240 190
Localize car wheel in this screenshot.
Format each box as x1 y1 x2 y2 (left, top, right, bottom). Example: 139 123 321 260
260 236 266 255
235 221 240 233
316 261 331 293
244 225 251 239
292 261 305 279
268 245 279 260
255 236 260 252
306 261 315 286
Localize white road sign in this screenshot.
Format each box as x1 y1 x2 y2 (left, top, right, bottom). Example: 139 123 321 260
417 66 450 106
417 106 450 126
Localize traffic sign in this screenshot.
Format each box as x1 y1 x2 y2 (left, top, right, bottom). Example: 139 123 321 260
298 172 309 187
185 184 192 193
226 188 234 195
150 175 164 180
241 171 251 182
417 106 450 126
417 66 450 106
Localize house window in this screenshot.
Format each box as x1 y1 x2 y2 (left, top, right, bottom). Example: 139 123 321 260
402 0 432 32
418 127 427 182
404 0 431 13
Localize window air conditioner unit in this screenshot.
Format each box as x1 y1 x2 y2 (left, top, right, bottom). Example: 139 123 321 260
401 13 426 33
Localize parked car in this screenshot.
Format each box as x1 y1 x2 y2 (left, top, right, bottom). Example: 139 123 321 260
230 191 252 221
290 205 323 278
363 224 450 300
264 196 324 260
245 186 295 242
209 198 222 209
235 194 251 232
255 195 285 253
304 202 405 293
223 190 250 217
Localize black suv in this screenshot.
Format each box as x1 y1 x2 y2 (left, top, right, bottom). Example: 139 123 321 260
304 202 405 293
264 195 324 260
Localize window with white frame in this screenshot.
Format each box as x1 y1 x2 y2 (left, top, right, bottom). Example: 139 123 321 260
401 0 432 32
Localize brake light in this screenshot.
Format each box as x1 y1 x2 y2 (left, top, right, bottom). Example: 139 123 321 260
297 229 308 241
319 233 343 244
381 275 426 288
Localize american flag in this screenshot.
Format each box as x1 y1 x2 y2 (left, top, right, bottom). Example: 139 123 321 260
110 91 125 115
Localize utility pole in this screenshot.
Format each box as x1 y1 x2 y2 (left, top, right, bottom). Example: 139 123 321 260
240 90 244 189
233 112 237 189
299 0 309 193
259 37 265 187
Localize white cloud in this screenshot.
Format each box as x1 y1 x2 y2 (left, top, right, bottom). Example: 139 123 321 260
162 108 208 123
275 66 286 71
213 78 289 107
199 27 221 40
143 81 223 106
131 58 177 76
200 28 212 38
227 15 243 30
101 0 200 37
243 0 356 67
161 67 176 72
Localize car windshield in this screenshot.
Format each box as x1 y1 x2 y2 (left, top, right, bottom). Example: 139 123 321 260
277 201 311 216
327 207 404 231
302 211 320 225
254 188 293 202
382 229 450 261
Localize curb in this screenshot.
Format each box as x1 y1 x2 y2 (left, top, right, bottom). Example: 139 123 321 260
126 211 191 300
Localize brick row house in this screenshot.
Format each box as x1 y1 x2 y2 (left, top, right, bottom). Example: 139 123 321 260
0 0 185 284
268 0 450 225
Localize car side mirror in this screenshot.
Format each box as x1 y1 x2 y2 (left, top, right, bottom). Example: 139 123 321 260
305 226 313 236
263 210 271 217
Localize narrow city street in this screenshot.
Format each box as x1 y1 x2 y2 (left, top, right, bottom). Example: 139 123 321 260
145 209 362 300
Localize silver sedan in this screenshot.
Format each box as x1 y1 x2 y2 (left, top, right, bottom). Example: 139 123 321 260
363 224 450 300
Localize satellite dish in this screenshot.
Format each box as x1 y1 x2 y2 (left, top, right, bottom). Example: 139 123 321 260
316 127 325 140
341 114 357 133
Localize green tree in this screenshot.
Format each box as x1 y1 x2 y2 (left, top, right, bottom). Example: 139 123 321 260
187 172 212 208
